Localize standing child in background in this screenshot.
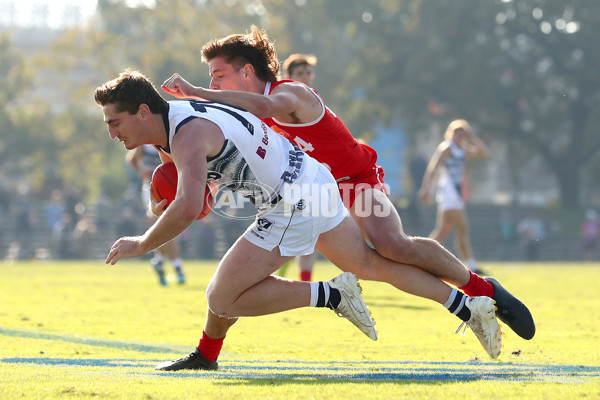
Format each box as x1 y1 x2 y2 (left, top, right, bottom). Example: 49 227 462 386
419 119 488 274
516 212 546 261
581 209 599 261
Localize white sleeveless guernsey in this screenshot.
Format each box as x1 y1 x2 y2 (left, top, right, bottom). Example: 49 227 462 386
436 139 466 211
159 100 319 211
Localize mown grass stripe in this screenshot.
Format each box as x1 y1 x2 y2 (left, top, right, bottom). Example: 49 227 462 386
0 326 188 354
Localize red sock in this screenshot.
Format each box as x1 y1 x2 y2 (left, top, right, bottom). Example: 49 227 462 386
300 270 312 281
459 270 495 298
197 331 224 362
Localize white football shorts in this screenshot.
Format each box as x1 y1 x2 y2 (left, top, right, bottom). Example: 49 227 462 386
436 180 465 211
243 166 348 256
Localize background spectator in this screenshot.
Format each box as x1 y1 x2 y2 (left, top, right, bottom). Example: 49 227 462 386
517 213 546 261
581 209 599 261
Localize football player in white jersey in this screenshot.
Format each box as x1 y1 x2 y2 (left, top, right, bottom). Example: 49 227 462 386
95 70 504 371
419 119 489 274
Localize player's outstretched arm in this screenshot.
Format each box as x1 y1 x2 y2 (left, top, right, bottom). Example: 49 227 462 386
162 73 315 122
419 144 448 203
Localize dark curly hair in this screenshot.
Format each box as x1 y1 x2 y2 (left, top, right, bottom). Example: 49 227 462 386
94 69 168 115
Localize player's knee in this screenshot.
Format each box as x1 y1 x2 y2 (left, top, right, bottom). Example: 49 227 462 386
373 234 411 261
350 249 388 281
206 300 234 318
206 285 235 318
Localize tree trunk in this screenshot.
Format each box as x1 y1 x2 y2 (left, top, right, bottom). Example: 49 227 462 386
555 167 580 209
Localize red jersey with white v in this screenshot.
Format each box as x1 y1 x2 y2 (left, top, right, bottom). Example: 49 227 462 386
261 80 379 183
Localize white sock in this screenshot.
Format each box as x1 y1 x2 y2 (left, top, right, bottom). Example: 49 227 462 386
173 257 183 272
151 253 164 265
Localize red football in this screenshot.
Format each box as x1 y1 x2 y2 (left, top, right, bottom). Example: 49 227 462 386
150 162 213 220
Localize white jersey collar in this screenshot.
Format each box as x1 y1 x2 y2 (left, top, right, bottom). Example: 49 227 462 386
263 81 272 96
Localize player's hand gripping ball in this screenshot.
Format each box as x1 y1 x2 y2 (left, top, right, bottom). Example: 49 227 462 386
150 162 213 220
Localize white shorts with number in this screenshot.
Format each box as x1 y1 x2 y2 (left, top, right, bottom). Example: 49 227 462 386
243 166 348 256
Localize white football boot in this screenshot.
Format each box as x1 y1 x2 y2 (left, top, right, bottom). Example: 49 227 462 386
328 272 378 341
457 296 503 359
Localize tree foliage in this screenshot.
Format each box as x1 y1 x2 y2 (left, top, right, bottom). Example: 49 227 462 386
375 0 600 208
0 34 34 181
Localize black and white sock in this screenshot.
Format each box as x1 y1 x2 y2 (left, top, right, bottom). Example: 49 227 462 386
444 288 471 322
310 281 341 310
173 258 183 274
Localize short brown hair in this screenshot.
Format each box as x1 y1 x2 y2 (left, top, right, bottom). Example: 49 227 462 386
282 53 317 78
94 69 168 114
201 25 280 82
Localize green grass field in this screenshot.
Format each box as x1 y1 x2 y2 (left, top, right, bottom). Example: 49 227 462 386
1 260 599 399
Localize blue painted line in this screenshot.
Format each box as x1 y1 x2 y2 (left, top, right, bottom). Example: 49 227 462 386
2 357 598 383
2 326 598 383
0 326 189 354
232 359 600 373
0 357 152 368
